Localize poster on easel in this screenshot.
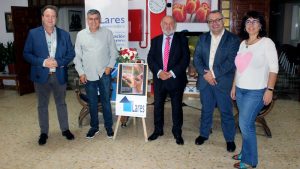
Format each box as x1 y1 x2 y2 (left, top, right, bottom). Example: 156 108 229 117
115 63 148 118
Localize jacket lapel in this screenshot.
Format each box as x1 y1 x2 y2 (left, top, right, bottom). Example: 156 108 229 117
169 34 176 60
204 34 211 66
214 30 228 63
38 26 49 58
55 27 61 58
158 35 164 68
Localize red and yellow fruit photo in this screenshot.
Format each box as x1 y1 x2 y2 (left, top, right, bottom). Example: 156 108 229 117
172 0 211 23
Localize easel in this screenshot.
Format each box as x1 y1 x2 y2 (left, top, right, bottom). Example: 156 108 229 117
113 63 148 142
113 116 148 142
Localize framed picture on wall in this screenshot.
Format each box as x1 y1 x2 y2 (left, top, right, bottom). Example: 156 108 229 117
5 13 13 32
168 0 219 32
68 10 83 32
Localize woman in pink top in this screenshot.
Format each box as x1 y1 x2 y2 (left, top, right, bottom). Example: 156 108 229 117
230 11 279 169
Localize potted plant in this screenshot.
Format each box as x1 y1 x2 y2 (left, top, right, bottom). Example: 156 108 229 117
0 43 6 72
0 42 16 74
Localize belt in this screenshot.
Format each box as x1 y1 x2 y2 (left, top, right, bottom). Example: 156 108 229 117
49 72 55 75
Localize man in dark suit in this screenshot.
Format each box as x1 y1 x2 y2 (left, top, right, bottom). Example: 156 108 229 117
23 5 75 145
193 10 240 152
147 16 190 145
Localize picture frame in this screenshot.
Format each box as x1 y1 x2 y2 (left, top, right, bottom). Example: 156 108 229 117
68 10 83 32
168 0 219 32
117 63 147 96
5 13 13 32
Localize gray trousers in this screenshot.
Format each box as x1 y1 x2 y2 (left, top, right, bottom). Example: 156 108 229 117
34 75 69 134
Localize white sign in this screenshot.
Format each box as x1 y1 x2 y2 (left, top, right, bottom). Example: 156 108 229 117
115 63 148 118
116 95 147 118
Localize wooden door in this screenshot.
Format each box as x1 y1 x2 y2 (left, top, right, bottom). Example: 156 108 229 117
11 6 41 95
231 0 270 35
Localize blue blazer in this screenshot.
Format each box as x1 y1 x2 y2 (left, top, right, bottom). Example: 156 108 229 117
23 26 75 84
193 30 240 93
147 33 190 90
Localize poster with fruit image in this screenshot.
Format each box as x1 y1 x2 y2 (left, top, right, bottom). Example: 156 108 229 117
168 0 218 32
173 0 211 23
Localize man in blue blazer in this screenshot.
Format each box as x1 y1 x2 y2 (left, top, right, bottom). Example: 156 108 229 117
23 5 75 145
193 10 240 152
147 16 190 145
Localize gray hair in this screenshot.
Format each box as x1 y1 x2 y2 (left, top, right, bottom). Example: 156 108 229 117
87 9 101 20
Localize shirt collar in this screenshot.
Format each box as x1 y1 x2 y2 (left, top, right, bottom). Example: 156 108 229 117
210 28 225 39
163 33 174 40
43 26 56 35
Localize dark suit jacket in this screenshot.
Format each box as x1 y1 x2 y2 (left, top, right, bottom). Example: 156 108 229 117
147 33 190 91
193 30 240 93
23 26 75 85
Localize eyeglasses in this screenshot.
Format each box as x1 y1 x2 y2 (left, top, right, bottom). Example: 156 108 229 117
245 19 260 26
207 18 223 24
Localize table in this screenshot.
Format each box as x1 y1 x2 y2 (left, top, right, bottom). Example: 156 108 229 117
0 72 19 90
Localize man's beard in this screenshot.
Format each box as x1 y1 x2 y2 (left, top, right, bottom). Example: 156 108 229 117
163 29 175 36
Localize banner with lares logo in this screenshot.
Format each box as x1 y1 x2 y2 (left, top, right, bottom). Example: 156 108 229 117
85 0 128 48
115 63 148 118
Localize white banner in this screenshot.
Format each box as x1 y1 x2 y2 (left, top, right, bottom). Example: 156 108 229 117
116 95 147 118
115 63 148 118
85 0 128 48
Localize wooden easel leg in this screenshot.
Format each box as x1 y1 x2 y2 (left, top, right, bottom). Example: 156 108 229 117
113 116 121 140
142 118 148 142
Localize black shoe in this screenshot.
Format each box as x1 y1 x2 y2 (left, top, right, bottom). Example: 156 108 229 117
38 133 48 145
174 135 184 145
227 141 236 152
86 128 99 139
106 128 114 139
62 130 75 140
148 131 164 141
195 136 207 145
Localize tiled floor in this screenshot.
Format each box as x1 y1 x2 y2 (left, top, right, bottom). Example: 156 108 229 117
0 89 299 169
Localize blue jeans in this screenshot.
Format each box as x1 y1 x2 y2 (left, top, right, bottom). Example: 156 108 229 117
85 74 113 130
236 87 265 167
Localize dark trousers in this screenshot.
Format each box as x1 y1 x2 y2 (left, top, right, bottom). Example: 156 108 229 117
34 75 69 134
199 85 235 141
153 83 184 137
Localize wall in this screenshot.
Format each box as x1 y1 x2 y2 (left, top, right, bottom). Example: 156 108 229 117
0 0 28 43
128 0 150 61
57 7 85 45
0 0 164 60
0 0 27 85
283 3 300 46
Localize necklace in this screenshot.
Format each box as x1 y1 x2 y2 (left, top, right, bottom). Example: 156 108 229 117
245 38 260 48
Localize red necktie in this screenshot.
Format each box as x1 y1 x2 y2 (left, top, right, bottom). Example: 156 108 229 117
163 37 171 71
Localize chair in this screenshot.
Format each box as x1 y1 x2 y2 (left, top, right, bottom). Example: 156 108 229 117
74 78 103 127
234 96 276 138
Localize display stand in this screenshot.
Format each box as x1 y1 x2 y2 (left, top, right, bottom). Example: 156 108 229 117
113 63 148 142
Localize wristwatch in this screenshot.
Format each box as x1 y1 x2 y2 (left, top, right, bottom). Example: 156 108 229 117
267 87 274 91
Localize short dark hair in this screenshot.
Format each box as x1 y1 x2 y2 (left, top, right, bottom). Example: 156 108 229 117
206 10 224 21
41 5 58 16
239 11 267 40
